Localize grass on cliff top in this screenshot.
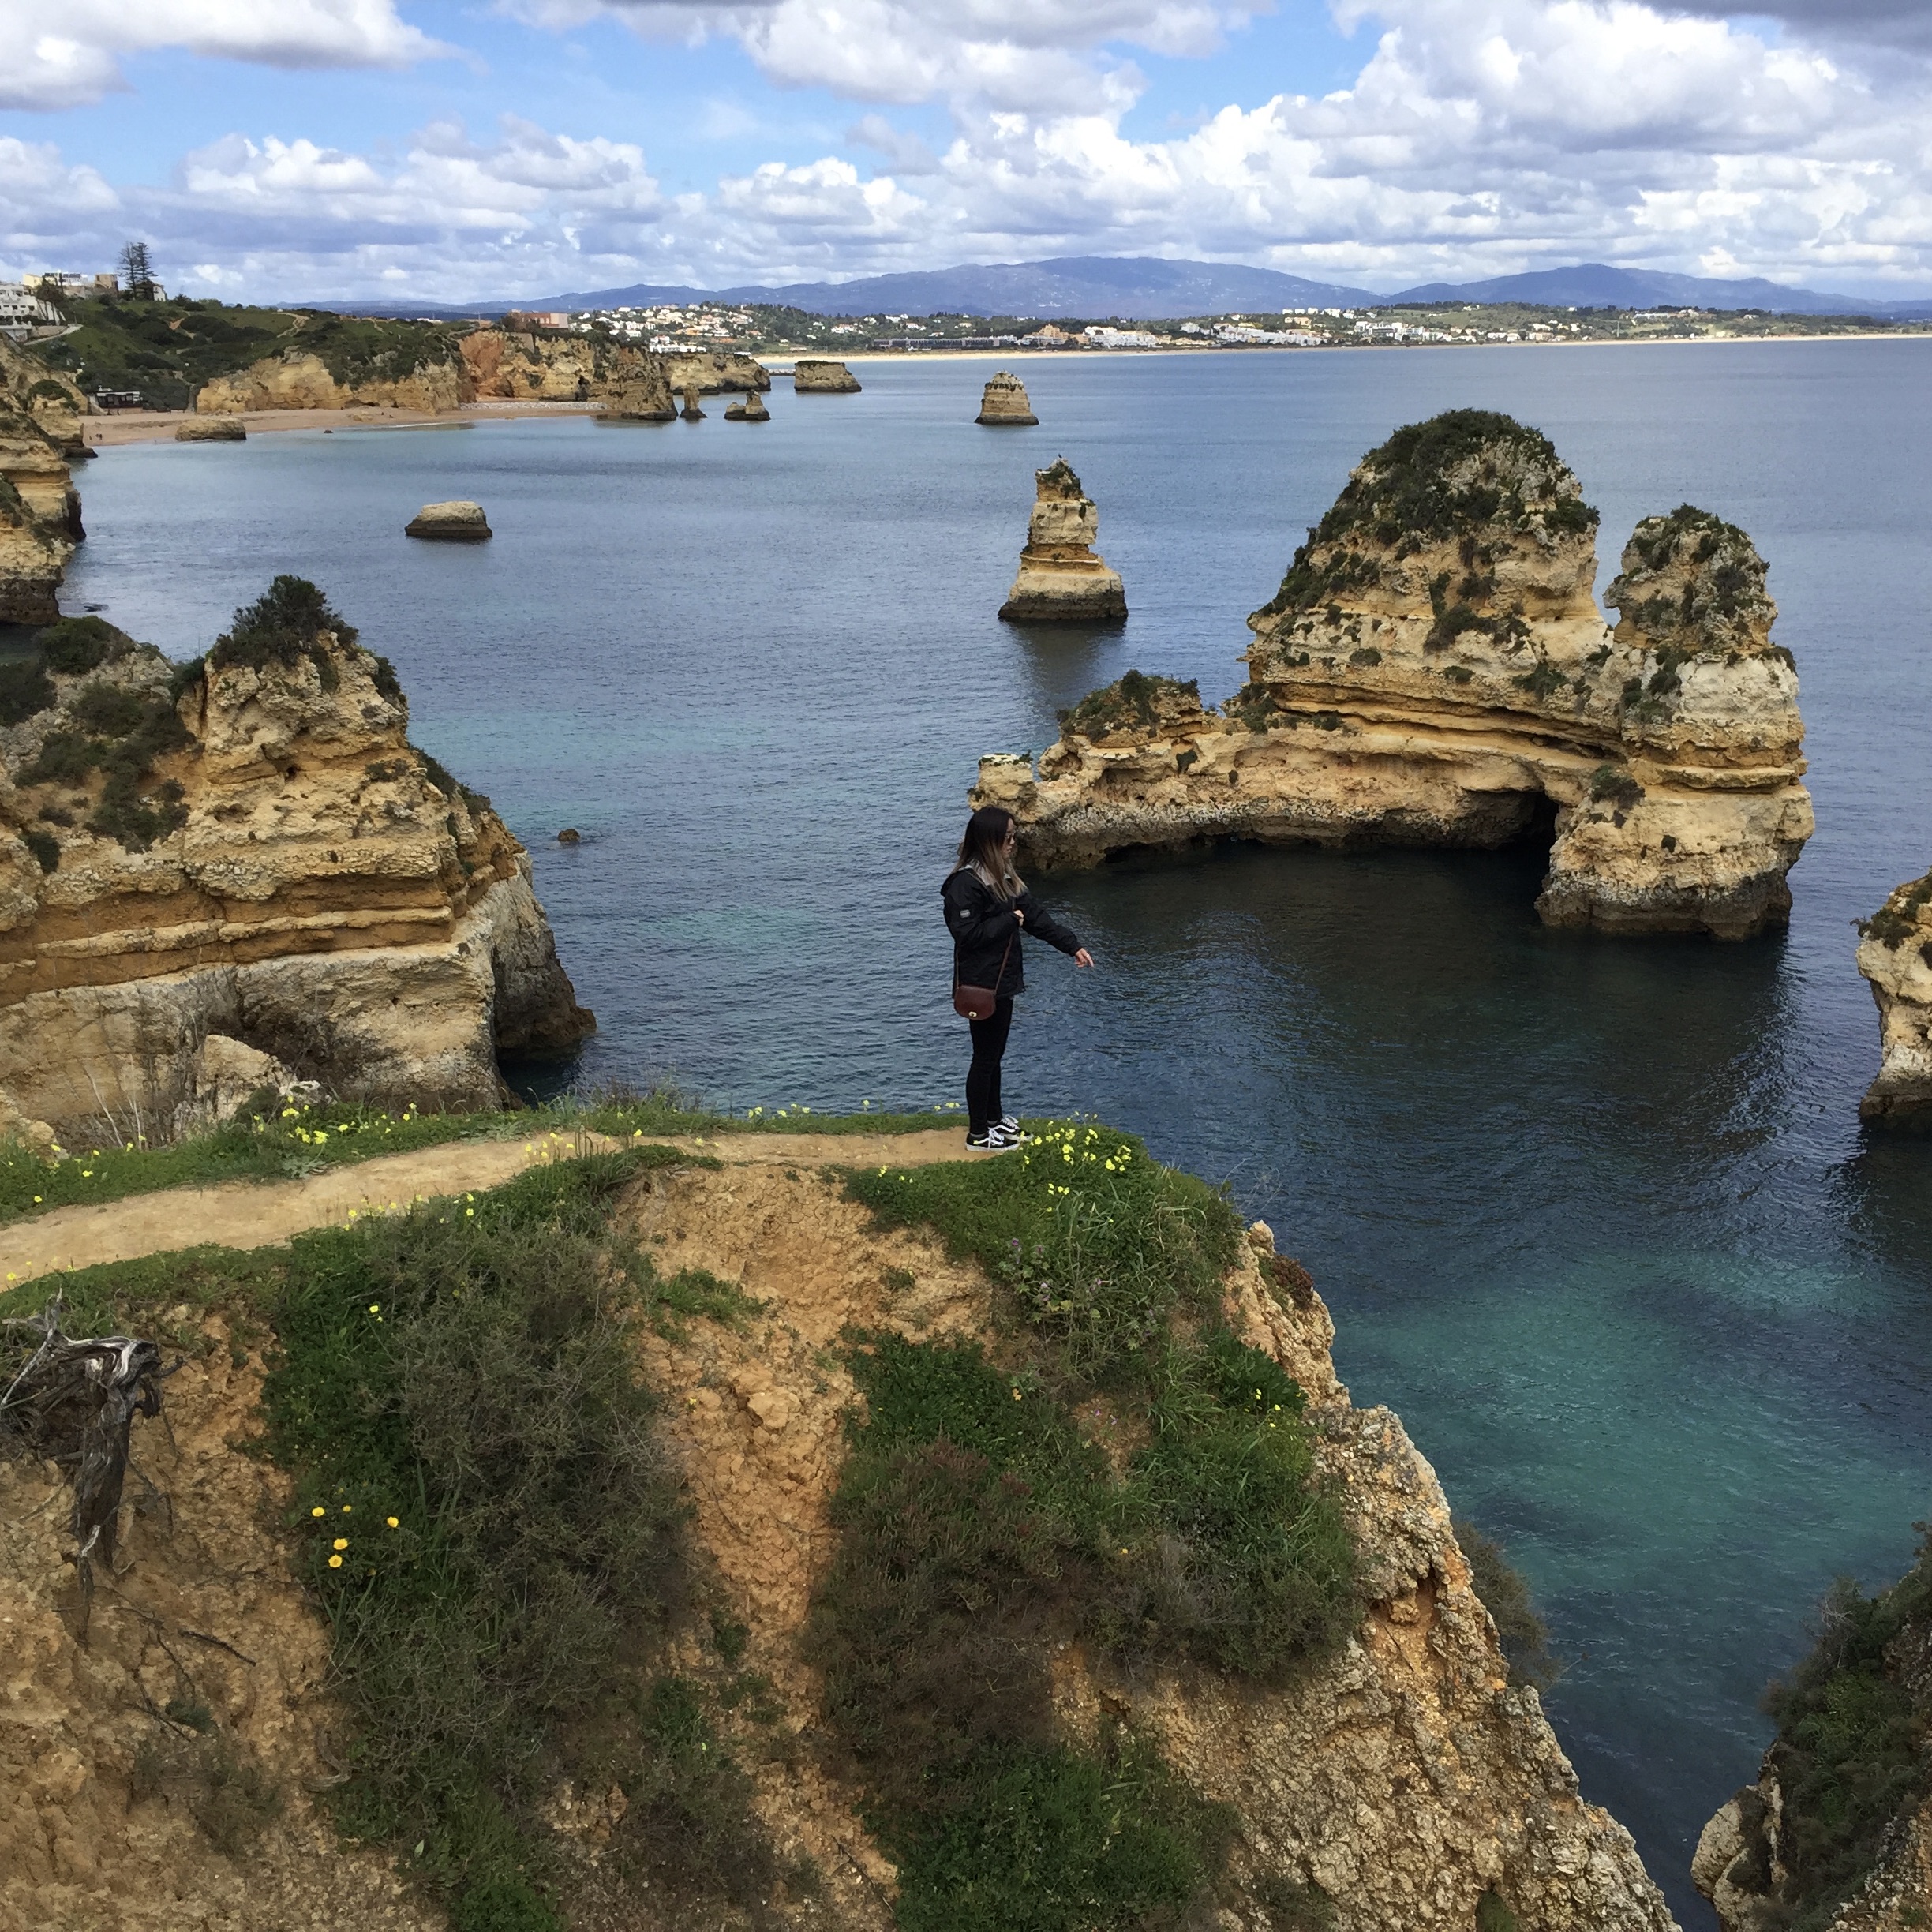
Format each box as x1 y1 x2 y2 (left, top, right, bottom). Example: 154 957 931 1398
0 1084 967 1231
1756 1534 1932 1932
812 1125 1359 1929
0 1147 790 1932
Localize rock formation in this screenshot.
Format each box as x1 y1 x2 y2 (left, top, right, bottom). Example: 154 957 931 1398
998 457 1128 623
1694 1533 1932 1930
975 410 1812 938
196 350 466 415
661 350 773 395
792 358 861 394
0 339 86 625
0 586 591 1136
191 329 679 420
976 369 1037 424
724 392 769 421
680 387 706 421
404 500 492 541
462 329 676 417
174 417 246 442
1855 870 1932 1121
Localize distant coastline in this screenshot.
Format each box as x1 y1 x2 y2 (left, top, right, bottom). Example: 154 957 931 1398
75 327 1928 448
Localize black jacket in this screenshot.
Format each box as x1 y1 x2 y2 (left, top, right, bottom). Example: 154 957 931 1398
943 867 1083 1000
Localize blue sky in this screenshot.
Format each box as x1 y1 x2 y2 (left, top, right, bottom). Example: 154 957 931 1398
3 1 1930 302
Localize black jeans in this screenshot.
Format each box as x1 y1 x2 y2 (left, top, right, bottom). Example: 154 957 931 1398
967 998 1013 1137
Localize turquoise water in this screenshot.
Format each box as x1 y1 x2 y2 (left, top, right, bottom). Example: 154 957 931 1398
54 345 1932 1921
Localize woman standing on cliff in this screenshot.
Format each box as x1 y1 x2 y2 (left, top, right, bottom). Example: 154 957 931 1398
944 805 1094 1151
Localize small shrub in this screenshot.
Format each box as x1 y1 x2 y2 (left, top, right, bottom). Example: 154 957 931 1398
1476 1892 1522 1932
37 616 121 676
0 659 54 724
1059 671 1201 743
209 575 357 677
1452 1518 1563 1690
1511 661 1567 700
21 828 58 874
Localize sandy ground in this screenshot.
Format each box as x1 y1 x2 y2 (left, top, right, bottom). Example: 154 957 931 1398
0 1125 973 1284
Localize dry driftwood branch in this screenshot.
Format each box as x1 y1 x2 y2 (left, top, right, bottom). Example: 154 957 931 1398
2 1297 175 1635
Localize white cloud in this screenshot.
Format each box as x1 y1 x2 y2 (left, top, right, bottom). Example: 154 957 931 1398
0 0 444 112
7 0 1932 300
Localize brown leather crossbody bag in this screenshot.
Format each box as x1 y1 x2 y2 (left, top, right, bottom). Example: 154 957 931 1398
952 927 1015 1021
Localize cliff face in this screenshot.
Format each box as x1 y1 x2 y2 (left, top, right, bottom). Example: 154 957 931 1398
1856 871 1932 1122
998 457 1127 622
195 350 466 414
192 330 680 418
0 339 85 624
792 358 861 393
0 600 591 1136
976 370 1037 423
976 411 1812 938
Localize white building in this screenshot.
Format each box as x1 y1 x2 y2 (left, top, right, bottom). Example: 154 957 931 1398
0 282 65 334
1083 326 1162 349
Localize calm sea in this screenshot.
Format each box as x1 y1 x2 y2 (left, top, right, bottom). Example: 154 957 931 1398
56 344 1932 1923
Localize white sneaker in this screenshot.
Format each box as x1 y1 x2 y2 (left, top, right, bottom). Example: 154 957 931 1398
965 1129 1002 1151
987 1121 1031 1148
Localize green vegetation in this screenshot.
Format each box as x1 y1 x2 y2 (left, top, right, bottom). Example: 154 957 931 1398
27 297 470 412
1756 1534 1932 1932
0 657 55 724
39 615 122 676
0 1149 786 1932
818 1125 1359 1929
1606 506 1778 661
1451 1518 1564 1691
1859 871 1932 949
1058 670 1201 743
1259 410 1600 621
208 575 357 680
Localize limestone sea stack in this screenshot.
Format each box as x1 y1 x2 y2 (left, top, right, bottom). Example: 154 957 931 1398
405 500 491 541
680 387 706 421
976 370 1038 424
659 350 772 395
998 458 1127 623
975 410 1812 938
0 338 87 624
724 392 769 421
0 587 592 1136
792 358 861 393
1855 870 1932 1121
175 417 246 442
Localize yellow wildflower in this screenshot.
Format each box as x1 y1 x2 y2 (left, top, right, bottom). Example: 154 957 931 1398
387 1517 399 1529
328 1554 343 1568
333 1537 349 1551
311 1506 325 1518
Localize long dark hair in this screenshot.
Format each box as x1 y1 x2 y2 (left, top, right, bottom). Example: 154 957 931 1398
956 805 1023 902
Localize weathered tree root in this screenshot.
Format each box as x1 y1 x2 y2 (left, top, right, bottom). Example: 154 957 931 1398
1 1297 174 1636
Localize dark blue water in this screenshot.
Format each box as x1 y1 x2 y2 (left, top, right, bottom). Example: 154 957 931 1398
60 346 1932 1922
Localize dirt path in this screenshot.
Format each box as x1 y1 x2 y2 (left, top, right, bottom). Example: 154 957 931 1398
0 1125 973 1287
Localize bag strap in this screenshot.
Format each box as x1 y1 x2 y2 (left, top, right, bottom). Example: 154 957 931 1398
953 919 1017 998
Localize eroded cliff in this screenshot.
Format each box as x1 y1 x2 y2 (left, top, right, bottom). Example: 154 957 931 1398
0 339 87 625
1 1126 1679 1932
998 457 1127 622
0 584 590 1136
1856 871 1932 1122
975 410 1812 938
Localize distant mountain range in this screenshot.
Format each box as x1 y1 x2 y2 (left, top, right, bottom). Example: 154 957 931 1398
317 256 1932 322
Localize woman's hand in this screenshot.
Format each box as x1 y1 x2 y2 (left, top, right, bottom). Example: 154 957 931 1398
1012 908 1024 925
1074 948 1095 967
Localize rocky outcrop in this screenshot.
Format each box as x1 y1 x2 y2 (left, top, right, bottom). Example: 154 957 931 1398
724 392 769 421
174 417 245 442
975 411 1812 938
1694 1537 1932 1930
462 329 675 417
663 350 772 395
0 343 84 625
404 500 491 541
680 387 705 421
1856 871 1932 1121
792 358 860 394
196 350 466 414
998 457 1128 623
976 369 1037 423
0 335 92 459
0 595 592 1136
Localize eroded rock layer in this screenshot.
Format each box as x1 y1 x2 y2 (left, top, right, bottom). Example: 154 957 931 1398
663 350 773 395
976 369 1037 423
998 457 1127 623
975 410 1811 938
1856 871 1932 1121
0 340 87 625
792 358 861 393
0 607 591 1135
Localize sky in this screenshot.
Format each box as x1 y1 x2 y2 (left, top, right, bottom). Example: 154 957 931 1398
4 0 1932 303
